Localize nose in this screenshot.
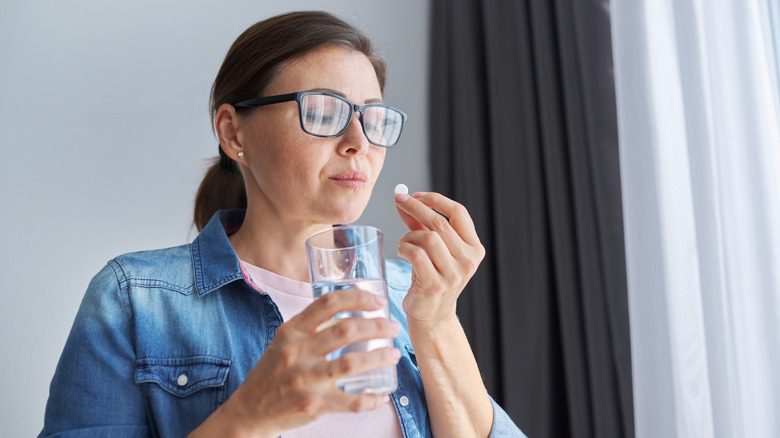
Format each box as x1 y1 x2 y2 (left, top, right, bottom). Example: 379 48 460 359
337 111 370 156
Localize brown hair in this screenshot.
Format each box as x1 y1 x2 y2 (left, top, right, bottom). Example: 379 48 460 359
193 10 387 230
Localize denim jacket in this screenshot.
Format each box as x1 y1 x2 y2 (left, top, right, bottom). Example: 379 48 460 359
40 210 525 437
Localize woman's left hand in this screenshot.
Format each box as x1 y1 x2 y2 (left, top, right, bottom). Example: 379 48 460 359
394 191 485 327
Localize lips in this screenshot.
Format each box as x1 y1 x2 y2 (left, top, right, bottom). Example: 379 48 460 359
330 170 368 188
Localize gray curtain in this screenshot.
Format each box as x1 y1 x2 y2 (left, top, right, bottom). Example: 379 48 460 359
429 1 634 437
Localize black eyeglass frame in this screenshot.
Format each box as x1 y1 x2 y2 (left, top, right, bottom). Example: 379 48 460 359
233 91 408 147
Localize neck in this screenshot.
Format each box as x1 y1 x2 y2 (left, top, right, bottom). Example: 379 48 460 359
229 204 330 282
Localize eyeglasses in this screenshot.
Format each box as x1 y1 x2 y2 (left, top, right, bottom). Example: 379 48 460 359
234 91 407 147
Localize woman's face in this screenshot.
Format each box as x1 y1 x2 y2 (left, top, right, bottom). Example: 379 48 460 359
237 46 387 227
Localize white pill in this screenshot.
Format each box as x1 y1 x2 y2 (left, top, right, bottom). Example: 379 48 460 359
394 183 409 195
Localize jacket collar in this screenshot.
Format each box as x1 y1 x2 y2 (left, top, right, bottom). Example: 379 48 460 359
191 209 246 296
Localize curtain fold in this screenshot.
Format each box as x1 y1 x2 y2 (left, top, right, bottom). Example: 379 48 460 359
430 1 634 437
612 0 780 436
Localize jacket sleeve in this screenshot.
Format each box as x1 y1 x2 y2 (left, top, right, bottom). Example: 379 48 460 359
39 262 150 437
489 397 528 437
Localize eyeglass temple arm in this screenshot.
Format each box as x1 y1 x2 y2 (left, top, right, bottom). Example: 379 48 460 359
233 93 299 108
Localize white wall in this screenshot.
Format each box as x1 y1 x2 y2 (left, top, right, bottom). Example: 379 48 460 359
0 1 430 435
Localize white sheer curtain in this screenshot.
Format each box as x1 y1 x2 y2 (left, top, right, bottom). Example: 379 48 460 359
611 0 780 437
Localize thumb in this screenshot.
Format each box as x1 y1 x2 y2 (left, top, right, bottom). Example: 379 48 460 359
395 194 427 231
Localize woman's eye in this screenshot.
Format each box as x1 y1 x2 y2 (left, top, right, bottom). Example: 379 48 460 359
305 112 333 123
364 121 379 133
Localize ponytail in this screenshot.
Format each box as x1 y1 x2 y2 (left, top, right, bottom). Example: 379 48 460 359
193 146 246 231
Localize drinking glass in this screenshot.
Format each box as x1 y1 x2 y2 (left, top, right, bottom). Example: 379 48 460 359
305 225 398 394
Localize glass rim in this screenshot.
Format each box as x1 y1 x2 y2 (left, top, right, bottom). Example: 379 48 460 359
305 225 383 252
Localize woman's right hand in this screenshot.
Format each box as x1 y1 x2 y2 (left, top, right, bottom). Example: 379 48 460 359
190 288 402 438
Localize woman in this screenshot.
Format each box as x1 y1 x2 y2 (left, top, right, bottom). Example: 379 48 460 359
40 11 525 438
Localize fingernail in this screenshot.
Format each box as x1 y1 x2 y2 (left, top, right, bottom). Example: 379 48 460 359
395 192 410 202
382 395 391 404
374 295 388 306
413 191 427 198
390 320 402 333
391 348 402 361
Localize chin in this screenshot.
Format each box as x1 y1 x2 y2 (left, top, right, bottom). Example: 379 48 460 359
329 204 367 225
333 213 363 226
313 194 371 225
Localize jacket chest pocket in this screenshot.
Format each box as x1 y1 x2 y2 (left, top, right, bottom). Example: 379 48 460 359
136 356 231 434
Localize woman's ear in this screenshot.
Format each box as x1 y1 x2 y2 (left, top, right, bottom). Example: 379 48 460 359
215 103 244 160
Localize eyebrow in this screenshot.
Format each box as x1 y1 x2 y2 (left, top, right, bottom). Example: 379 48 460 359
307 88 383 105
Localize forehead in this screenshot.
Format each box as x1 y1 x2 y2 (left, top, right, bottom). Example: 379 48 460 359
268 46 382 100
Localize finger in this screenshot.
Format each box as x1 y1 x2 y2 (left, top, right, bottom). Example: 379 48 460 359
413 192 480 246
410 192 481 247
397 240 439 288
411 193 486 277
317 347 401 383
395 197 427 232
330 391 392 413
310 317 401 357
398 230 456 276
291 288 387 333
395 194 462 250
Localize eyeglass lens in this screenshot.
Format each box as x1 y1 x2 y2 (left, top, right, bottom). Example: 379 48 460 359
299 94 403 146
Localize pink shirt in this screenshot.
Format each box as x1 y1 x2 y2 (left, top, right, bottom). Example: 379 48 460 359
239 261 403 438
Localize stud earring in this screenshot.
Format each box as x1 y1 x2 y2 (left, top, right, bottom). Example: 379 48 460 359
237 152 244 158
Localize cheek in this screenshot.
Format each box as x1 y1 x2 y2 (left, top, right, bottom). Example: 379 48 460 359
370 149 387 181
258 150 315 190
261 145 330 201
248 121 318 183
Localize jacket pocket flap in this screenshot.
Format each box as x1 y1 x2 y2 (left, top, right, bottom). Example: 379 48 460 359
136 356 231 397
